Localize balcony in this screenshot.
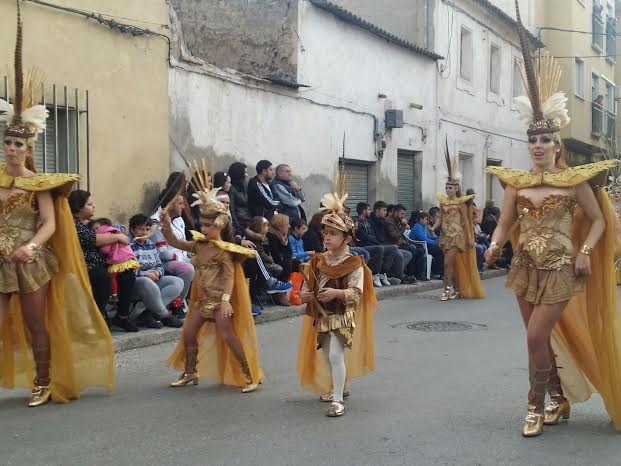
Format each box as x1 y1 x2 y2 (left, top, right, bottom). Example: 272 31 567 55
605 110 616 141
593 8 604 51
592 103 604 136
606 17 617 61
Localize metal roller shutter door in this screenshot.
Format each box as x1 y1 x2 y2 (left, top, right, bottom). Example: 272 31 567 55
397 154 415 213
343 162 369 211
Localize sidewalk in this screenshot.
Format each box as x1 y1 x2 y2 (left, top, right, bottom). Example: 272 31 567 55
112 269 507 352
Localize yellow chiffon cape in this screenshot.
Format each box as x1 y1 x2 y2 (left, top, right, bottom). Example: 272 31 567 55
297 260 378 395
437 193 485 299
167 239 264 387
0 166 115 402
488 160 621 430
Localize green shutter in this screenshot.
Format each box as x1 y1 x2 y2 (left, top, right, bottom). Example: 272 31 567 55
397 153 415 212
343 162 369 211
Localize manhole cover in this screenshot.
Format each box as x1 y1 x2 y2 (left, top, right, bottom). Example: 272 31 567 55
393 321 487 332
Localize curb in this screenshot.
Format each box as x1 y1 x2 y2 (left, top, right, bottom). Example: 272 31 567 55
112 269 507 353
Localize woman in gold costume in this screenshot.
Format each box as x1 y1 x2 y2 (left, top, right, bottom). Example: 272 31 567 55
164 172 263 393
0 2 114 407
433 142 485 301
485 1 621 437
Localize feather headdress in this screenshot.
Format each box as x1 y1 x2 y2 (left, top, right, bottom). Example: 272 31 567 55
0 1 48 140
513 0 570 135
186 159 229 227
321 161 355 234
443 138 461 186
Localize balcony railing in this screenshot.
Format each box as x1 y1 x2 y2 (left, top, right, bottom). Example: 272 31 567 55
593 103 604 135
606 17 617 58
593 8 604 50
605 110 616 141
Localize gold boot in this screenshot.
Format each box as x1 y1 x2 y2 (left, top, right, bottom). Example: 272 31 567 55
170 372 199 387
449 288 461 300
28 384 52 407
440 287 451 301
522 366 550 437
545 362 570 425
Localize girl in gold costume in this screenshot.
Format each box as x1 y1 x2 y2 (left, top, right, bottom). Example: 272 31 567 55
485 1 621 437
164 172 263 393
433 142 485 301
297 171 377 417
0 2 114 407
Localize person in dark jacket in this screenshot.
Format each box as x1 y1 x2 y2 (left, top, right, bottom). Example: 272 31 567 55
272 164 306 221
248 160 280 220
303 212 326 253
228 162 251 235
267 214 298 306
385 204 427 281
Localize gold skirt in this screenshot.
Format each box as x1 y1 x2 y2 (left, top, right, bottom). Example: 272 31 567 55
0 246 59 294
315 308 356 349
507 263 583 305
439 232 465 253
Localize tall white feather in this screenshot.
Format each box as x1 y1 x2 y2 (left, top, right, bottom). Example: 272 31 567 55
0 99 14 123
21 105 48 136
541 92 570 128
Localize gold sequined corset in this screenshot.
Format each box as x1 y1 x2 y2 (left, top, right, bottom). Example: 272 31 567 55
514 194 577 271
439 206 465 250
0 191 40 261
192 250 228 314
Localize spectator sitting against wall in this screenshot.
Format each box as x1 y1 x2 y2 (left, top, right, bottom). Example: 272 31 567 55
272 164 306 221
341 205 371 265
150 184 195 317
428 206 441 236
408 211 444 279
267 214 299 306
289 218 313 262
228 162 252 234
355 202 401 286
248 159 280 220
303 212 326 253
129 214 184 329
246 216 284 280
385 204 428 282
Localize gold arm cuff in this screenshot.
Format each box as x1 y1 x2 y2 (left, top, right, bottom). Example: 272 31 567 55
221 293 231 302
580 244 593 256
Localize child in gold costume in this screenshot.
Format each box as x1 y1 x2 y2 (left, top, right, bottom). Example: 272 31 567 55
433 142 485 301
163 179 263 393
485 0 621 438
297 175 377 417
0 2 114 407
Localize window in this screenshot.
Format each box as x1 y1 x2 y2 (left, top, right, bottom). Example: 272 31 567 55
592 73 601 102
513 57 524 98
459 153 474 193
489 44 501 95
460 27 473 82
574 58 585 97
592 73 603 135
593 1 604 50
341 161 370 212
606 3 616 59
604 81 616 140
397 151 422 213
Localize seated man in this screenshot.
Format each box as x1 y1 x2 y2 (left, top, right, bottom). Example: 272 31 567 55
129 214 184 328
385 204 426 282
408 211 444 279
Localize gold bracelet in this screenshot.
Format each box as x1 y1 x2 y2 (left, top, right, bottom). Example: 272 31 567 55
221 293 231 303
26 242 39 251
580 244 593 256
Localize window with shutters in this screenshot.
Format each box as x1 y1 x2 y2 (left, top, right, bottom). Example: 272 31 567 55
397 150 421 214
341 160 370 212
1 77 89 187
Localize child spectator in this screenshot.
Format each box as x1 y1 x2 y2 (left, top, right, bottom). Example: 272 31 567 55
245 216 283 279
289 218 313 262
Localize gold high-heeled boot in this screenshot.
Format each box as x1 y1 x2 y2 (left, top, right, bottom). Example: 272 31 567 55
544 362 570 425
170 342 199 387
522 365 550 437
28 344 51 407
440 286 451 301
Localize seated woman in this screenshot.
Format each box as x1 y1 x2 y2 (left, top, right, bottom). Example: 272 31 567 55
267 214 298 306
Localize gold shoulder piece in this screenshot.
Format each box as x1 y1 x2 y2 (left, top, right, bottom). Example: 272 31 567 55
1 163 79 195
437 193 474 205
543 160 619 190
190 230 207 242
0 164 12 189
485 166 532 189
212 239 257 259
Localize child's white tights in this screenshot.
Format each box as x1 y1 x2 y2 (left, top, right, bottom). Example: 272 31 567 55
319 332 346 402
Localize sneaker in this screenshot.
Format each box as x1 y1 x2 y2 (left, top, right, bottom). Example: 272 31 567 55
251 306 262 316
111 316 139 332
266 280 294 295
380 273 391 286
404 276 418 284
170 297 184 309
372 275 383 287
138 312 163 329
162 316 183 328
387 277 402 286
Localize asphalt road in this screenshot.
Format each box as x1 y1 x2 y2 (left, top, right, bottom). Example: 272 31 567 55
2 276 620 466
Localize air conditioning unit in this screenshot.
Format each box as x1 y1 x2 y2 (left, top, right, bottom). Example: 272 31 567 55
385 109 403 129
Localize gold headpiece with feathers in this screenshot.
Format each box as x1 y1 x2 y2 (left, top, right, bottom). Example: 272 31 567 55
443 138 461 186
320 161 355 234
513 0 570 135
186 158 229 228
0 1 48 140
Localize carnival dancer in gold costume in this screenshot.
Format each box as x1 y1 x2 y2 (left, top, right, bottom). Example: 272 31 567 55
164 168 263 393
485 0 621 438
433 142 485 301
604 173 621 284
0 2 114 407
297 167 377 417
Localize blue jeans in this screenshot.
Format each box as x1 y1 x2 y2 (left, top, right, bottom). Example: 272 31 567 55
350 247 371 263
475 244 486 273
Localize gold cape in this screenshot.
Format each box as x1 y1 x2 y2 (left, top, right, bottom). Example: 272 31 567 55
297 261 378 395
437 193 485 299
0 166 115 402
167 240 263 387
488 160 621 429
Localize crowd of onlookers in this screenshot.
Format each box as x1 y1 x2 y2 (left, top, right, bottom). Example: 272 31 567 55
66 159 511 333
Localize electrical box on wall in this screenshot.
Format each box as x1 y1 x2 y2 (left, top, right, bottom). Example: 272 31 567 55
385 109 403 129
